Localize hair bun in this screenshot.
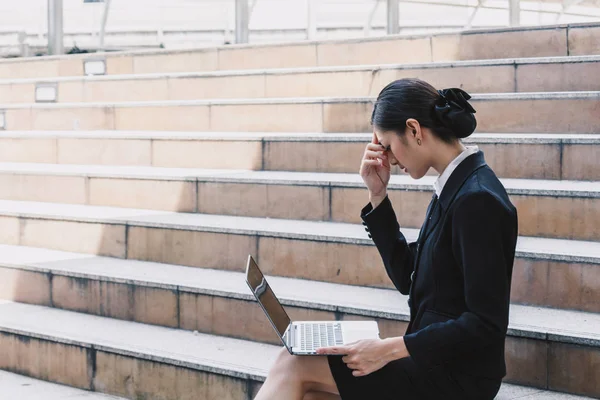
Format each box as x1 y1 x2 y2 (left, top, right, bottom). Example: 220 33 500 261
433 88 477 138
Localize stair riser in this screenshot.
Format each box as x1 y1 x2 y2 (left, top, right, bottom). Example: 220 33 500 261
264 140 598 181
0 137 597 181
0 331 261 400
0 175 595 240
0 220 597 313
2 97 599 133
4 62 600 104
0 270 598 397
1 25 599 79
198 182 600 241
0 58 83 80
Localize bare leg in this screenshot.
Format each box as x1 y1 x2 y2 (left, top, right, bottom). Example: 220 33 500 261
255 348 340 400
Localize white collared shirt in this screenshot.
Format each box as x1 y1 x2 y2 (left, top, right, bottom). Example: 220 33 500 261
433 146 480 197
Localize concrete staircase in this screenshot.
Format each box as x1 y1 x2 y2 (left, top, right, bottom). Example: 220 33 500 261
0 23 598 400
0 369 126 400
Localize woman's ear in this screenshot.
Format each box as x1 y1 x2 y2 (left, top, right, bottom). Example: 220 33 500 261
406 118 420 138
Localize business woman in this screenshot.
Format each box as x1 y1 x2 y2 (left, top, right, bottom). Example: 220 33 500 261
254 78 518 400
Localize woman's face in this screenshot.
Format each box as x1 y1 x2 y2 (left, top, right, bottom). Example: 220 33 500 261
374 127 431 179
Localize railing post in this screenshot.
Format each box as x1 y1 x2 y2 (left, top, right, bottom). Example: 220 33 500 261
509 0 520 26
235 0 249 44
387 0 399 35
306 0 317 40
48 0 64 55
99 0 112 49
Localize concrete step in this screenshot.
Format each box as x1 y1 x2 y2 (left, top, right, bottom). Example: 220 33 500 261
0 163 596 241
0 370 126 399
0 200 597 313
2 92 599 133
0 131 597 181
0 301 271 400
0 23 598 79
0 301 596 398
3 56 600 104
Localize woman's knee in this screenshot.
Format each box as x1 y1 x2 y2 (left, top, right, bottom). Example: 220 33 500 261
269 348 323 383
269 347 303 378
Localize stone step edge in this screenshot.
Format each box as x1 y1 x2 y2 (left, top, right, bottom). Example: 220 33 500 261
0 162 595 198
2 20 597 64
0 301 595 400
0 301 270 382
0 131 599 144
0 370 126 399
0 199 597 264
2 55 599 85
1 91 599 109
0 243 598 347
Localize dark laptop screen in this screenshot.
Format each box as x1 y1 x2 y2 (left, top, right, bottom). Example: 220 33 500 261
246 256 291 338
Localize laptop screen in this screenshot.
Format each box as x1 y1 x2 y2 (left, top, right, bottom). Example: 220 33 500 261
246 256 291 339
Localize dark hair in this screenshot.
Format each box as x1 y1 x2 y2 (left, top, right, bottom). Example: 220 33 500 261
370 78 477 143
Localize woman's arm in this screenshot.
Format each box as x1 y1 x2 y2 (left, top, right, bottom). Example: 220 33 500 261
361 195 418 295
402 191 518 370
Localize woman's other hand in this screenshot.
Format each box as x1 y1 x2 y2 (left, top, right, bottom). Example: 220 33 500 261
360 132 391 208
317 337 409 377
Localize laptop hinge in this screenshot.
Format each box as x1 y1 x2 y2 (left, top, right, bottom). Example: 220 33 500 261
287 324 296 348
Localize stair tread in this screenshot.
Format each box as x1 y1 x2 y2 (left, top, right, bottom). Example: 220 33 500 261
0 131 598 143
0 199 598 263
1 54 598 85
0 370 125 399
0 243 598 346
0 300 275 380
0 301 593 399
0 162 596 197
1 91 600 109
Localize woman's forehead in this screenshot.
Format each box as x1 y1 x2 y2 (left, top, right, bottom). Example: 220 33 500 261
374 129 395 142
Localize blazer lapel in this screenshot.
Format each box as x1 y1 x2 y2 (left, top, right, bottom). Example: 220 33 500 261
420 198 442 244
416 194 438 245
438 151 488 211
421 151 488 245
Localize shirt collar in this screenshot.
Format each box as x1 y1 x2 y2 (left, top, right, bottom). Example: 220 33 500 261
433 146 479 197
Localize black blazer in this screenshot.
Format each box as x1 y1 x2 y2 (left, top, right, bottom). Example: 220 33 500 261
361 151 518 379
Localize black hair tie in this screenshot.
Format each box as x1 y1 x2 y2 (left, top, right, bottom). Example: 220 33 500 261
433 88 477 138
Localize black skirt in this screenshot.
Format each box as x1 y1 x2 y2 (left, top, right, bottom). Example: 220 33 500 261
328 355 501 400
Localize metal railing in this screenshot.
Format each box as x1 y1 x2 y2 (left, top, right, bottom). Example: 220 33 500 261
32 0 600 56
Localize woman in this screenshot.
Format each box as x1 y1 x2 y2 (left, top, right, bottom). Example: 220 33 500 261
255 78 518 400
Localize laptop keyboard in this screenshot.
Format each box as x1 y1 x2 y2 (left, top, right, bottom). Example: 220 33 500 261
299 323 344 351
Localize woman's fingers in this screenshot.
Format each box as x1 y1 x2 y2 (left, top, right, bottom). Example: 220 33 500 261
317 345 351 355
364 150 386 160
372 131 379 144
366 143 385 152
360 159 384 174
361 159 383 167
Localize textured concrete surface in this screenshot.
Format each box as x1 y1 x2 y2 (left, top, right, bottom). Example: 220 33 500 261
0 55 598 86
0 243 597 347
0 370 124 399
0 199 598 263
0 301 593 399
0 163 595 198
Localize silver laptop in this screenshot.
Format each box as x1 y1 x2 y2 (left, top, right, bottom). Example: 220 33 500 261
245 255 379 355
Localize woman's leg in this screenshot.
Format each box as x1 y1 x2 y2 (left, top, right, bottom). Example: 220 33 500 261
254 348 340 400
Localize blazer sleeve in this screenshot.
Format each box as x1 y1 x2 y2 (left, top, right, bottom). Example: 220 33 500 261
361 196 417 295
403 191 517 369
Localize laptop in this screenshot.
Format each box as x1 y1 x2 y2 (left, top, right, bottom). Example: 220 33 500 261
245 255 379 355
